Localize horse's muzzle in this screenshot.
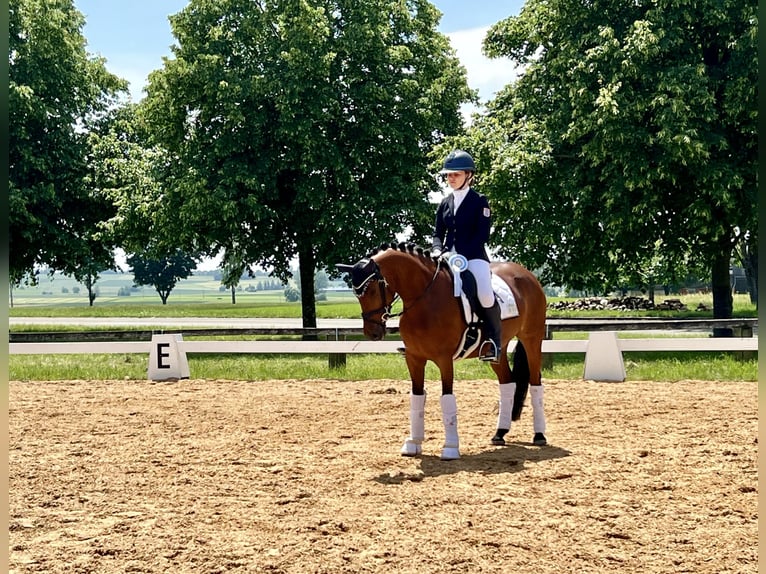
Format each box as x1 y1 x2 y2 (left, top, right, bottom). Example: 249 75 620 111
364 324 386 341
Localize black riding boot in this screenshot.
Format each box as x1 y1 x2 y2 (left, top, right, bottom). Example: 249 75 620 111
478 301 502 362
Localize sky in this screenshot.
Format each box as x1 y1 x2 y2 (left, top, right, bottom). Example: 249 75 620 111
74 0 525 109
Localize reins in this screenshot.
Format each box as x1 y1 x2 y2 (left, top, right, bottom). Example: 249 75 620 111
359 257 443 328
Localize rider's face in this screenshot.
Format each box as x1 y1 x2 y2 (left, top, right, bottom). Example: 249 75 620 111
445 171 469 190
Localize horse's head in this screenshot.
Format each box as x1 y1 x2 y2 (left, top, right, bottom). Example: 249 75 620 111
336 257 397 341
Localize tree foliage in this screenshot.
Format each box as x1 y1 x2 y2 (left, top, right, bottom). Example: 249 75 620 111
9 0 127 284
140 0 473 327
128 250 197 305
86 103 169 255
466 0 756 318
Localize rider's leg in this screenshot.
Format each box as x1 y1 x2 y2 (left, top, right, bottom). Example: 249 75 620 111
468 259 501 362
477 301 502 361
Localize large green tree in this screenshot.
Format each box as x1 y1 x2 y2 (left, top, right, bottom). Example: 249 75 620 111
128 249 197 305
466 0 756 320
9 0 127 284
141 0 473 328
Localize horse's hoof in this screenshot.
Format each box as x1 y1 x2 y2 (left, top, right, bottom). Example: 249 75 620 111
491 429 508 446
440 446 460 460
533 433 547 446
400 439 422 457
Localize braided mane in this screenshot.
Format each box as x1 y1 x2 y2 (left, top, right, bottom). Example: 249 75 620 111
367 242 439 268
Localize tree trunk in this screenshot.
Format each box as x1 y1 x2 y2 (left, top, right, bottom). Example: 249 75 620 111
9 285 13 308
711 248 733 337
84 276 96 307
231 285 236 305
742 248 758 306
298 246 318 336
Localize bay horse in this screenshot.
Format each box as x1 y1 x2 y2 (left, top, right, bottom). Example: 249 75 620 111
337 242 548 460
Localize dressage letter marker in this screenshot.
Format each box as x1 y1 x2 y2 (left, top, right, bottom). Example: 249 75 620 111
148 334 190 381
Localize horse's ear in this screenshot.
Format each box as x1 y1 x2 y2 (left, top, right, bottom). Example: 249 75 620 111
335 264 354 273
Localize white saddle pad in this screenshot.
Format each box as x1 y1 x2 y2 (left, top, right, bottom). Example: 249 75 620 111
459 273 519 322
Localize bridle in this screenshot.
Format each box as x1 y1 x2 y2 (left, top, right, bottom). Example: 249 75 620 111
350 259 398 328
352 258 442 329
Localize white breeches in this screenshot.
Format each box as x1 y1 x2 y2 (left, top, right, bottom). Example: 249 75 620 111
467 259 494 308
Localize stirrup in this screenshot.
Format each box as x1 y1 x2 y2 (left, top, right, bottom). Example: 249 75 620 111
479 340 500 362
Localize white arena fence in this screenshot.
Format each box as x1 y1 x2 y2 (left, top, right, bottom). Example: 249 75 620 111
9 318 758 383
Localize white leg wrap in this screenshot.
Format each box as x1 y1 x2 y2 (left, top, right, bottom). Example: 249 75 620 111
401 392 426 457
497 382 516 431
440 394 460 460
530 384 546 434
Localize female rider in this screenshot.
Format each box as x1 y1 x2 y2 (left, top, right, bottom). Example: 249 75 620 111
432 149 501 362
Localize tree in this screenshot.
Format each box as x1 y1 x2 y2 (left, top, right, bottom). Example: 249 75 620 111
9 0 127 285
284 285 301 303
71 254 111 306
466 0 756 323
86 103 173 258
128 250 197 305
219 246 250 305
290 268 330 303
141 0 473 328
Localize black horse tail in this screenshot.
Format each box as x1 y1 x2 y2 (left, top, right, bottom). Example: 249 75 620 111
511 341 530 421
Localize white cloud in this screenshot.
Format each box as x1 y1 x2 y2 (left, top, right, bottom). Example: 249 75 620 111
447 26 520 122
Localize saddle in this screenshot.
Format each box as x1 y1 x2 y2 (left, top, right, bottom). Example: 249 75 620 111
446 254 519 361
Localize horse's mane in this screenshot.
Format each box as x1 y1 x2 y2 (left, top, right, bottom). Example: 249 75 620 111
366 242 439 268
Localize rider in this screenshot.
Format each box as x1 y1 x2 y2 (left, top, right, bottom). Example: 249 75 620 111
432 149 502 363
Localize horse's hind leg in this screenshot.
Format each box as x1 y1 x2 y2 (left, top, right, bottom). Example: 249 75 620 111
521 336 547 446
529 384 547 446
489 347 515 446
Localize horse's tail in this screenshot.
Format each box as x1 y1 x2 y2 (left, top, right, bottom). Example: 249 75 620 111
511 341 530 421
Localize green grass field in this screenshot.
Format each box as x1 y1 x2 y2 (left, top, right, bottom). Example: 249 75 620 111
8 349 756 382
9 270 757 320
9 270 335 308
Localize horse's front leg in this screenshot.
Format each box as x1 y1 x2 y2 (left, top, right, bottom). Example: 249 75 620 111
401 354 427 457
436 358 460 460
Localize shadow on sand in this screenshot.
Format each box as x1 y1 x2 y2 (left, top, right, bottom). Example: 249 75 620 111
373 441 571 484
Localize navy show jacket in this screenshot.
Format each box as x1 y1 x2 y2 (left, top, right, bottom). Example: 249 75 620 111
432 188 492 262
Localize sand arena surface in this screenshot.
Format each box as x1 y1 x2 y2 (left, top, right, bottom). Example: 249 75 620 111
9 378 757 573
